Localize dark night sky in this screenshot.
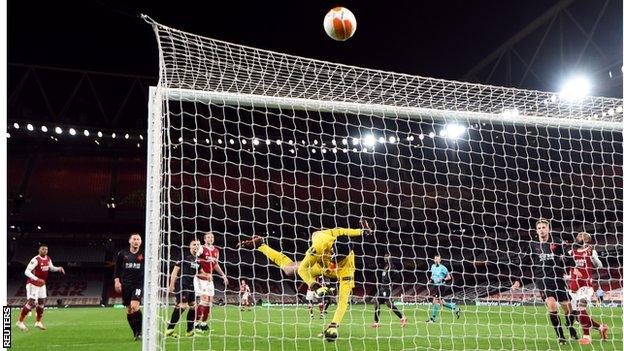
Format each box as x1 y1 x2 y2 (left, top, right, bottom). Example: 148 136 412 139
11 0 605 85
6 1 622 271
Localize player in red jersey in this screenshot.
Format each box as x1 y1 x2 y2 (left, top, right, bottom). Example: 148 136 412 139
567 232 608 345
239 279 252 311
194 231 228 331
16 244 65 331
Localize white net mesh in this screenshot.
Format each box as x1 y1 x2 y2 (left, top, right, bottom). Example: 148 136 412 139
144 18 623 351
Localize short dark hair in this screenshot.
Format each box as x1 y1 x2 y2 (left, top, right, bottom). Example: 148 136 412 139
129 232 141 239
333 235 352 260
39 243 48 248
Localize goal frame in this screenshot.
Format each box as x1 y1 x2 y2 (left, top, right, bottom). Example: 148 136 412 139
144 86 164 351
143 84 621 350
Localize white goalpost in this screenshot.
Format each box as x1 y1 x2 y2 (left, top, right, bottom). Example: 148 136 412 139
143 16 622 351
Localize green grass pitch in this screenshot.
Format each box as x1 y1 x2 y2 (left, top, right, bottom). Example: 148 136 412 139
9 305 622 350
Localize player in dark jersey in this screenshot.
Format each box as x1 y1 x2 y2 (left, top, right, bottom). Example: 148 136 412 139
166 240 201 338
370 254 407 328
521 219 578 344
114 233 144 341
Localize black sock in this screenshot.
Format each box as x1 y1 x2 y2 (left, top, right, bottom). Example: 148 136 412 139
373 302 381 323
128 310 142 336
549 312 564 340
168 308 182 330
126 313 136 335
134 310 143 335
323 298 330 312
565 313 578 339
388 302 403 319
187 308 196 332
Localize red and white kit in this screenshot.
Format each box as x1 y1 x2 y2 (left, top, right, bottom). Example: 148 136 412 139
306 277 324 302
195 245 220 296
240 282 251 302
568 246 602 309
24 255 62 299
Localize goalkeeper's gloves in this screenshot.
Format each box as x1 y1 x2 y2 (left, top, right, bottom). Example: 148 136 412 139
315 287 330 298
360 218 373 236
311 282 330 298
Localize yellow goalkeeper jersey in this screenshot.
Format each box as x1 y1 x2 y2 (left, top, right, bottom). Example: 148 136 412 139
310 227 362 255
309 228 361 280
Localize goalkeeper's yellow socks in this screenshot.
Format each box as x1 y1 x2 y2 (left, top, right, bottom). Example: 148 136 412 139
258 244 293 269
330 283 352 325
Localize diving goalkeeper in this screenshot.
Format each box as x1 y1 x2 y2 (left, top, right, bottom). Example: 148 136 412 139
238 219 373 341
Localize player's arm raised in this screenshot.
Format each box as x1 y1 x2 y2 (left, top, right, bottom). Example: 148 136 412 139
195 244 204 257
362 218 374 234
318 218 374 239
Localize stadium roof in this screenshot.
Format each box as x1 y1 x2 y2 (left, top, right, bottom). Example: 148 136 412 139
8 0 622 129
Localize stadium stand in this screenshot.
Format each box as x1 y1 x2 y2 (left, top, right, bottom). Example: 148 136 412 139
7 147 623 309
8 270 105 306
21 156 111 222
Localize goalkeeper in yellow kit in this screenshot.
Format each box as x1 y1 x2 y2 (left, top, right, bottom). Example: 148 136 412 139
238 219 373 341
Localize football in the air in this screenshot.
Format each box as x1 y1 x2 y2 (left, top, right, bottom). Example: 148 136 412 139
323 7 357 41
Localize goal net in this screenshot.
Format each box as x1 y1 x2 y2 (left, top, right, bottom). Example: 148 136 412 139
143 17 623 351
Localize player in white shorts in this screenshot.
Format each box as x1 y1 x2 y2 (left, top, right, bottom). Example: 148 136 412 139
567 232 608 345
16 244 65 331
305 278 326 319
239 279 252 311
194 232 228 331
